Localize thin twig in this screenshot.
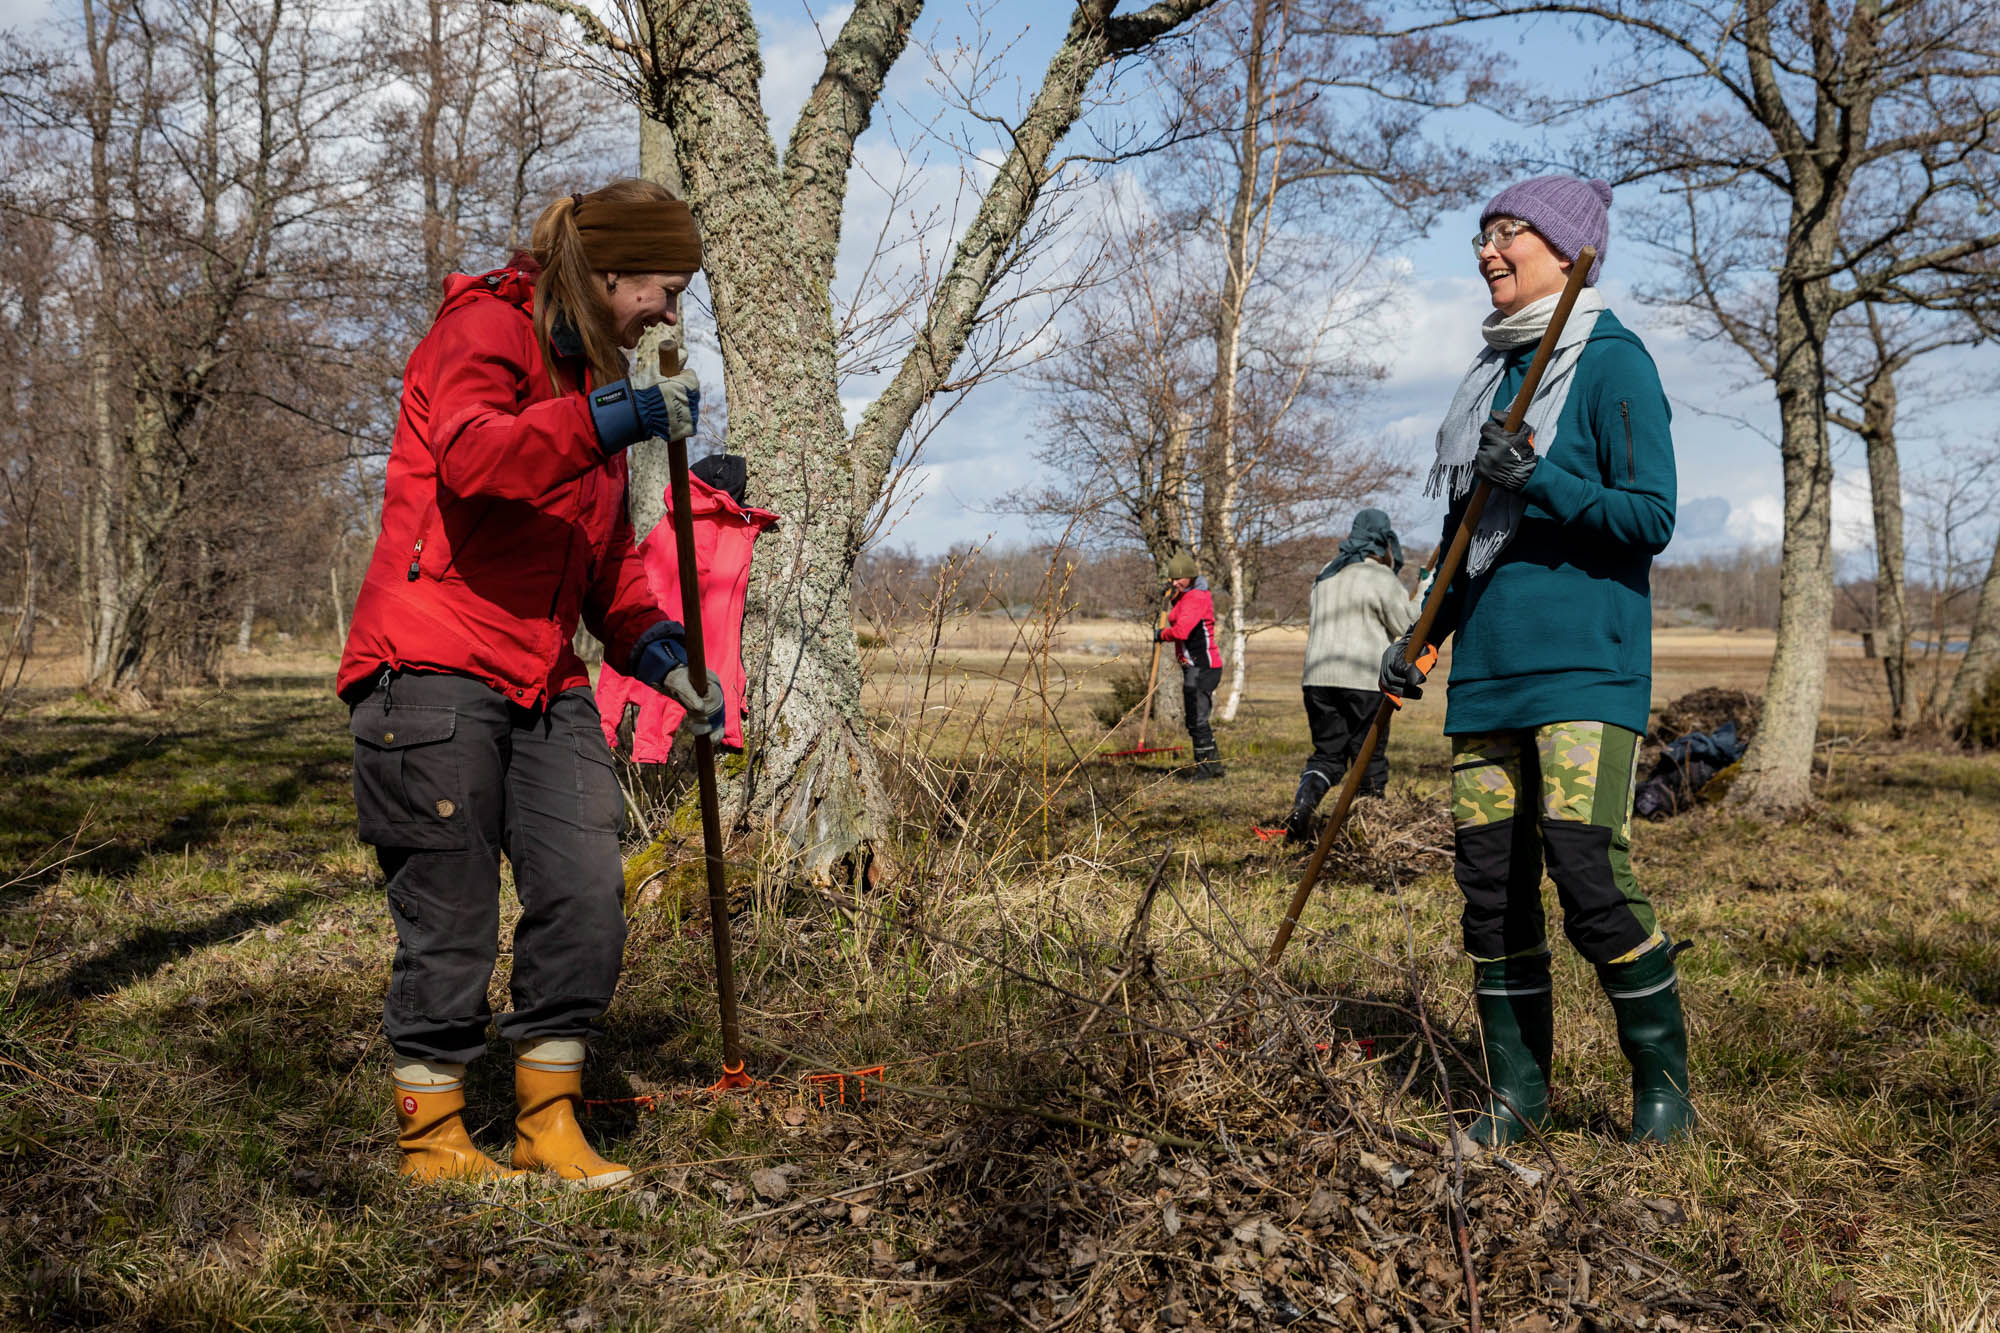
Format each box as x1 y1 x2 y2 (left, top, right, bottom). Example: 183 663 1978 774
728 1161 946 1227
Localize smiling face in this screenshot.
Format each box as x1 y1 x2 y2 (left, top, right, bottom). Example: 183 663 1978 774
602 271 693 348
1476 221 1572 316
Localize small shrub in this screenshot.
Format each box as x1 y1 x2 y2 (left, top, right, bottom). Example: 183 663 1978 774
1093 662 1155 730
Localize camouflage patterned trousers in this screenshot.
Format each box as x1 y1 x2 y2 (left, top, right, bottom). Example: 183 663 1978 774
1450 721 1660 966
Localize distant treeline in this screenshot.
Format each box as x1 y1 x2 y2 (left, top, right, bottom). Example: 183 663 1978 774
860 539 1985 637
855 536 1417 628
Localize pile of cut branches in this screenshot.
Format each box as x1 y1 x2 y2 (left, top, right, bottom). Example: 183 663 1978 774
732 860 1757 1330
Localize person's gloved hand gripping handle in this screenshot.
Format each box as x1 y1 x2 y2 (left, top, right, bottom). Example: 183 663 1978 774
1378 629 1440 706
587 364 701 455
1474 415 1537 492
628 622 726 739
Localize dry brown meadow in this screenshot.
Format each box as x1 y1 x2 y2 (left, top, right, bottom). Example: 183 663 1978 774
0 623 1993 1331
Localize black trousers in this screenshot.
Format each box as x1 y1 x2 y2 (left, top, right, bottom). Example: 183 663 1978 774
350 671 628 1064
1298 685 1389 805
1182 664 1222 762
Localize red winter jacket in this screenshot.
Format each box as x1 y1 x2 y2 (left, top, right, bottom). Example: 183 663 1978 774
1161 582 1222 669
336 262 670 707
594 474 779 756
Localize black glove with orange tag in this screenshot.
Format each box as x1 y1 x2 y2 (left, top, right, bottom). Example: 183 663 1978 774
1379 630 1439 704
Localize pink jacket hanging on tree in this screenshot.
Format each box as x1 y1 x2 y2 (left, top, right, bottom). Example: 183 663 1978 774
595 473 779 758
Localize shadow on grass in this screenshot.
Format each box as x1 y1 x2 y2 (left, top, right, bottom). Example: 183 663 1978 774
0 680 356 908
17 886 334 1009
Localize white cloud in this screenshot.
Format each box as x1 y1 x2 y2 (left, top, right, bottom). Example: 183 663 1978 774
1831 466 1875 555
1381 274 1487 390
758 5 853 144
1722 493 1784 548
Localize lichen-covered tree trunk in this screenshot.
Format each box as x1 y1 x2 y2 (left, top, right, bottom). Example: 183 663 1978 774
621 0 1217 880
651 5 880 880
1725 7 1867 817
1942 524 2000 732
1859 365 1909 733
1728 275 1835 814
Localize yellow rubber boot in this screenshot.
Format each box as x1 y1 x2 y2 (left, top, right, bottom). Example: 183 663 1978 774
394 1061 525 1182
512 1040 633 1189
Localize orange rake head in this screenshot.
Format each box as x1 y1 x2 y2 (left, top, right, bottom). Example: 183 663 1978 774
805 1066 884 1108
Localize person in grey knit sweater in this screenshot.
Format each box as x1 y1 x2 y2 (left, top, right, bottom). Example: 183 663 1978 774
1279 508 1418 842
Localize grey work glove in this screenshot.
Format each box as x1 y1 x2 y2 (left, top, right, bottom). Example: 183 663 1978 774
1474 416 1537 492
631 341 701 442
1378 629 1433 701
663 665 726 740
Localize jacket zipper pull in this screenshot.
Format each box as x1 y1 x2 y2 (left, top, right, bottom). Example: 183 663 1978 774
407 538 424 582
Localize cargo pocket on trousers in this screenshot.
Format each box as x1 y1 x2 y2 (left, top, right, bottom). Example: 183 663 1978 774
573 731 626 837
350 699 469 849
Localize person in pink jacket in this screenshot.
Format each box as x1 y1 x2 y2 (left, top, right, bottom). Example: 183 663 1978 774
1157 550 1224 780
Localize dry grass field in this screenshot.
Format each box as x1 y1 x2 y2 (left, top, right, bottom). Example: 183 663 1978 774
0 623 1994 1331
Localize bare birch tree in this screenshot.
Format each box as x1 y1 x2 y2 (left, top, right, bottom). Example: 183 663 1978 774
1009 210 1206 569
1012 208 1408 601
1152 0 1485 719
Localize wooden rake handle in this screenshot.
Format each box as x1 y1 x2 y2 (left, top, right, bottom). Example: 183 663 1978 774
1136 601 1170 750
1263 248 1597 969
657 344 748 1084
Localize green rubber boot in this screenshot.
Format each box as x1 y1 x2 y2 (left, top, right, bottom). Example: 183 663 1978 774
1467 953 1553 1147
1596 941 1695 1144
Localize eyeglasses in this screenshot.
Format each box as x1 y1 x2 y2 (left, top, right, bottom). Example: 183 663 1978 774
1471 219 1534 252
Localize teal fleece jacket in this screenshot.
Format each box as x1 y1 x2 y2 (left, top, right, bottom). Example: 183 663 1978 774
1434 309 1676 737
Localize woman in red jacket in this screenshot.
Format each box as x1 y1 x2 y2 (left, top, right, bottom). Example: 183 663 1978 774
339 179 721 1187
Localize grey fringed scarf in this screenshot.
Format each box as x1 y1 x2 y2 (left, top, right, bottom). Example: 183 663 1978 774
1427 289 1605 577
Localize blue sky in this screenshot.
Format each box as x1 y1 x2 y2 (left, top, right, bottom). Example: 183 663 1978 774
742 1 1990 567
7 0 1983 568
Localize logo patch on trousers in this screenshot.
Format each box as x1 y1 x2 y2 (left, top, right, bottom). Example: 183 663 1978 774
401 1094 419 1115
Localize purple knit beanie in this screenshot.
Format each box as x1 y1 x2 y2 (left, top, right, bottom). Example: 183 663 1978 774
1482 175 1613 284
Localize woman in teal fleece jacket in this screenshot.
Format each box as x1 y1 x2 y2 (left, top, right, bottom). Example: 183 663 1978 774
1382 175 1694 1148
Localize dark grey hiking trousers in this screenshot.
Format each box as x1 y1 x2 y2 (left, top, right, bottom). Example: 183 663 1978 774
1182 664 1222 763
349 671 628 1064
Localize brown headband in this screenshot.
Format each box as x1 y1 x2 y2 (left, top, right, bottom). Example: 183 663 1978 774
571 193 704 273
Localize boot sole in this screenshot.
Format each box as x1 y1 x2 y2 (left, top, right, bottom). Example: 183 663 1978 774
516 1161 635 1191
399 1165 531 1185
553 1167 633 1191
